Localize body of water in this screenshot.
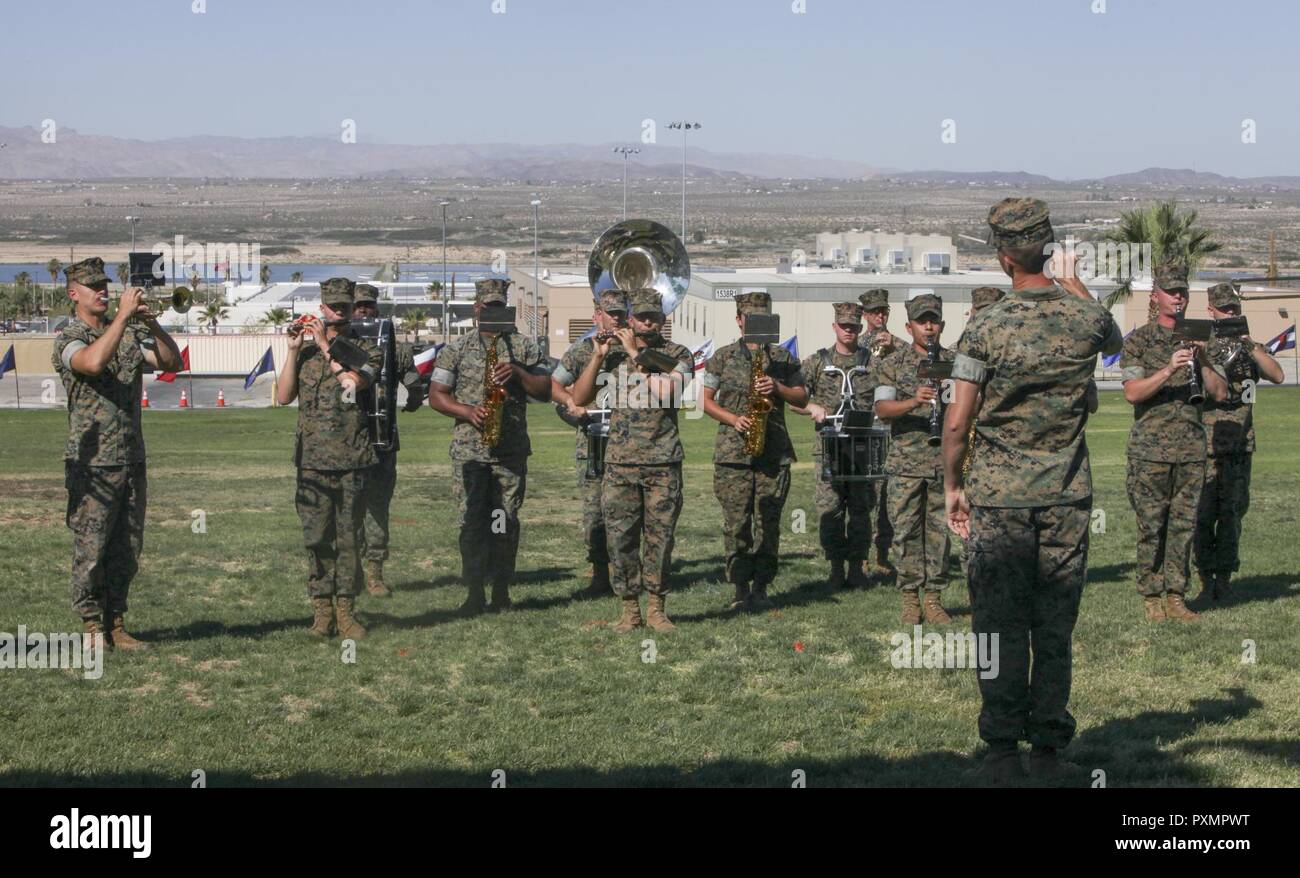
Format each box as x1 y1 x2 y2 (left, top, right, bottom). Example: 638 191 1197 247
0 263 492 284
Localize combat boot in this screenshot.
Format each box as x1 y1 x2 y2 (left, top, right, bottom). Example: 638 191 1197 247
106 613 151 651
965 746 1024 785
489 582 513 613
1164 592 1201 622
1028 747 1082 782
1215 573 1233 600
309 597 335 637
900 590 922 626
612 596 643 633
846 557 870 589
578 564 612 600
1194 570 1216 602
365 561 392 598
750 584 774 609
82 618 107 653
335 596 368 639
826 560 846 590
645 594 677 632
1142 595 1165 622
458 583 487 617
728 582 751 611
923 591 952 625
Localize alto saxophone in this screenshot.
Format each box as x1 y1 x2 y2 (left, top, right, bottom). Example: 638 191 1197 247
743 345 774 457
482 335 507 447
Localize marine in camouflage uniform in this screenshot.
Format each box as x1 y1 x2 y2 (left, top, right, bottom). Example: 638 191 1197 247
353 284 426 597
947 197 1123 781
550 290 628 598
1195 282 1283 598
1120 263 1228 622
797 301 877 589
52 257 184 650
429 278 552 615
954 286 1005 574
873 294 954 625
701 292 808 608
571 289 694 633
859 288 907 577
280 278 383 639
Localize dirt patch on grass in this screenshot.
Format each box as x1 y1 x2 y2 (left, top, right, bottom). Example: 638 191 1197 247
281 694 319 723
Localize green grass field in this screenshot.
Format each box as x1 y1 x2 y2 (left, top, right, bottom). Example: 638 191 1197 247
2 391 1298 787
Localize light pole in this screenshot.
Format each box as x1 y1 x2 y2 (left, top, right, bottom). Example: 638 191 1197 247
666 122 701 238
612 146 640 219
440 200 450 342
530 199 542 346
126 215 140 254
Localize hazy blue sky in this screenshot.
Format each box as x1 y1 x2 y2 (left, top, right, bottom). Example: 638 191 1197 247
5 0 1296 178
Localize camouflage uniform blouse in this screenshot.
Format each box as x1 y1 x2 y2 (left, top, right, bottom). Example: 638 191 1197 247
1203 337 1260 455
873 343 954 479
1120 322 1209 464
431 331 550 463
701 341 805 467
52 318 154 465
553 337 616 460
953 285 1121 507
603 338 694 466
294 334 382 471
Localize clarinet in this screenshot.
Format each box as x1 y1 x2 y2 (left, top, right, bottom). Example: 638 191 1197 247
926 336 943 447
1176 307 1205 404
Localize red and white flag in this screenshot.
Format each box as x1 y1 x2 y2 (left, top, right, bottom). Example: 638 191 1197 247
156 346 190 382
414 344 442 376
691 339 715 372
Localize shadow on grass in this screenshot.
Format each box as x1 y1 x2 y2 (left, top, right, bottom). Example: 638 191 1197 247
149 617 306 641
0 689 1267 788
1086 561 1134 585
395 565 586 594
1197 573 1298 613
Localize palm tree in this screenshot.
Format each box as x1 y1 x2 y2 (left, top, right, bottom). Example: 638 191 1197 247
198 302 230 334
116 263 129 288
402 309 428 342
1101 199 1223 308
46 258 61 285
426 281 442 300
290 271 303 284
260 263 272 288
263 307 292 333
14 272 32 316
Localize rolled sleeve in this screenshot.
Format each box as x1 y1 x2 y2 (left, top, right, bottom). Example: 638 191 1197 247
951 353 987 384
60 339 88 369
1100 319 1123 357
874 385 897 402
430 367 456 387
1121 366 1145 382
699 371 721 390
552 363 575 385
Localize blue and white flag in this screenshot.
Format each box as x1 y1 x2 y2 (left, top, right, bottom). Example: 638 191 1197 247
245 347 275 389
1102 331 1133 368
779 336 799 360
0 345 14 380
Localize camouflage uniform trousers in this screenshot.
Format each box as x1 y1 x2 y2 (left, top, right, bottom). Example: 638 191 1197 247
452 458 527 587
713 462 791 588
967 501 1088 750
65 462 147 620
874 476 894 562
577 459 609 566
813 461 874 562
602 463 683 597
361 450 397 563
1194 453 1252 576
887 474 950 591
1126 457 1205 596
296 467 368 598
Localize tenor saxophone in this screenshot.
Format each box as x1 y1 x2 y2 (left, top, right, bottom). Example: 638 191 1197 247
743 345 774 457
482 335 507 447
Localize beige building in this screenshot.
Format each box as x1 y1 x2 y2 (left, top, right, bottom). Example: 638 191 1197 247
814 231 957 274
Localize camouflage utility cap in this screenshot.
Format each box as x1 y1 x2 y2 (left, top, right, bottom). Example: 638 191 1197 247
860 288 890 310
628 289 663 316
354 283 379 304
833 302 863 325
66 257 110 287
321 277 356 306
475 278 511 305
906 293 943 321
1208 282 1241 309
1154 262 1190 293
987 197 1054 249
971 286 1005 313
598 290 628 313
734 292 772 315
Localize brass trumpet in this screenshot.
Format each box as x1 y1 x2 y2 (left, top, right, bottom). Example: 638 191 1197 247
116 286 193 319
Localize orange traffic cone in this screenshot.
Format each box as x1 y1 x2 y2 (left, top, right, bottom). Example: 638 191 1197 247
141 388 150 408
179 389 189 408
217 388 226 407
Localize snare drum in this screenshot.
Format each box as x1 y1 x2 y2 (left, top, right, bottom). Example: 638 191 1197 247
818 412 888 482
